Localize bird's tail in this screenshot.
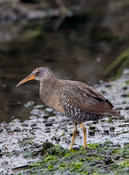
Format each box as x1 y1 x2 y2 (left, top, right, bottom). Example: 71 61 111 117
108 108 124 118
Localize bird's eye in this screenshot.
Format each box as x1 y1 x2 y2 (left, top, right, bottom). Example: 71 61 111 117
35 71 40 76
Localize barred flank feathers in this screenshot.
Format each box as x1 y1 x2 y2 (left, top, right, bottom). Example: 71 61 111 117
64 105 103 123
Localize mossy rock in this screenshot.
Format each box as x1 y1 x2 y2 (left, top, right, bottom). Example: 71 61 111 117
16 141 129 175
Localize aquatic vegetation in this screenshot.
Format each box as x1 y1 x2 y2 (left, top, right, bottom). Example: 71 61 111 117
104 47 129 79
16 141 129 175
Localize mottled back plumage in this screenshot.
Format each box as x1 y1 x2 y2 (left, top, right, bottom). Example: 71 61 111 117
58 80 117 123
39 78 118 123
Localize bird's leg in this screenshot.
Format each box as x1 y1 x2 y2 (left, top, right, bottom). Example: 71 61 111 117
80 123 87 149
69 123 77 150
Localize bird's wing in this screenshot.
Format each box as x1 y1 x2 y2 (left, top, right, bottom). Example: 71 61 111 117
62 81 117 116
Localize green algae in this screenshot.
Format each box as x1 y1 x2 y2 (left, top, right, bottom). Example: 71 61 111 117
16 141 129 175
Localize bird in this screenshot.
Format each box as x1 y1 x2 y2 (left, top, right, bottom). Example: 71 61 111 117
16 67 119 150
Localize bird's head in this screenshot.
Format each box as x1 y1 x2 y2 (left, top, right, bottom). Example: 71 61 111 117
16 67 55 87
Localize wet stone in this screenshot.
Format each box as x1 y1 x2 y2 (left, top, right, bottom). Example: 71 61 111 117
101 90 106 94
12 119 20 122
22 123 28 127
73 147 80 151
32 143 42 148
105 83 111 88
29 115 37 120
124 142 129 146
92 120 98 124
31 123 37 127
43 120 47 123
69 130 79 137
45 121 53 127
121 94 127 98
0 128 3 132
60 118 69 123
59 125 67 130
22 136 29 141
12 150 21 156
64 128 68 132
104 130 109 135
118 124 126 127
5 126 11 131
104 157 114 165
43 114 49 119
64 138 71 144
52 136 60 142
89 130 95 136
89 126 96 130
45 107 53 113
67 121 73 125
48 118 55 122
122 86 128 90
45 128 51 133
122 101 126 104
115 107 123 110
110 126 115 131
124 106 129 110
31 109 44 117
14 127 21 132
24 101 35 108
34 105 44 109
32 126 40 130
114 155 120 160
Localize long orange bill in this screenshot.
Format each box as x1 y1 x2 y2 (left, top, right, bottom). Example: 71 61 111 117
16 74 35 87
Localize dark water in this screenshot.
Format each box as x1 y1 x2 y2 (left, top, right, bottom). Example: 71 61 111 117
0 20 127 122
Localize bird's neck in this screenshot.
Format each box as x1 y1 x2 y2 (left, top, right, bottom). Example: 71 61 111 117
39 78 59 105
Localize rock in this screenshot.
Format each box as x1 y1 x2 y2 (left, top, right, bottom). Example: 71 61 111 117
73 147 80 150
43 114 49 119
0 128 3 132
125 106 129 110
122 86 128 90
24 101 35 108
104 157 114 165
89 130 95 136
29 115 37 120
104 130 109 135
92 120 98 124
115 107 123 110
31 123 37 127
14 127 21 132
5 126 11 131
52 136 60 142
22 123 28 127
32 126 40 130
121 94 127 98
31 109 44 117
45 121 53 127
105 84 111 88
101 90 106 94
12 150 21 156
110 126 115 132
89 126 96 130
34 105 44 109
45 128 51 133
45 107 53 113
32 143 42 148
64 138 71 144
